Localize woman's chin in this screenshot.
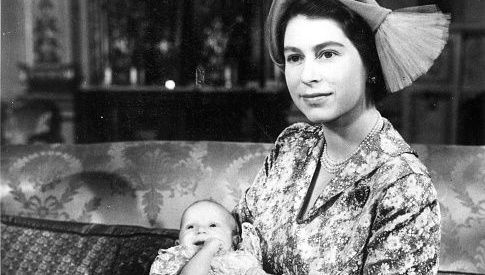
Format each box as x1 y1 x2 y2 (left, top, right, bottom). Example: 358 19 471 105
302 112 333 124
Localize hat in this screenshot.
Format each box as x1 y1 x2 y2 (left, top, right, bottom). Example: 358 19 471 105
266 0 451 92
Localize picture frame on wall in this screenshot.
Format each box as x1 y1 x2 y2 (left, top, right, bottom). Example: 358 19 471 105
26 0 74 65
20 0 79 93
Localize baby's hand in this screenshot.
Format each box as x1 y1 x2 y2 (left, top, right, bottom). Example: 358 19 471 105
200 237 225 255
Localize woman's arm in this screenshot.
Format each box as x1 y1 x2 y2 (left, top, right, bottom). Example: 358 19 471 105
233 168 274 275
234 124 300 224
234 151 275 225
363 173 440 274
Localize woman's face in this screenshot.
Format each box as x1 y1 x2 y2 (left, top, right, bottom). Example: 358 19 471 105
283 15 369 124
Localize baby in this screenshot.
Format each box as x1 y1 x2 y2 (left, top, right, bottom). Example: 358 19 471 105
150 199 264 275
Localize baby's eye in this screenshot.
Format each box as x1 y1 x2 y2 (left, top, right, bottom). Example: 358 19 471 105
209 223 217 227
186 225 193 229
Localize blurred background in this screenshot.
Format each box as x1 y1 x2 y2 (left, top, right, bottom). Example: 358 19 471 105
1 0 484 145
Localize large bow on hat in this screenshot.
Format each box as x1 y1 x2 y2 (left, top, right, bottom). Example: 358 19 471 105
266 0 451 92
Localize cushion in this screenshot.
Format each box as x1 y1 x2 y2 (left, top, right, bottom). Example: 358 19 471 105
1 215 179 274
0 141 272 229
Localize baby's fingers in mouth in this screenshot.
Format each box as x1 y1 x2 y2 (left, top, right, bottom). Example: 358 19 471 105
193 240 205 246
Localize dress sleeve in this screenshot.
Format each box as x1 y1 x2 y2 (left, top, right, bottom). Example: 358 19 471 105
234 139 282 224
363 173 441 274
149 245 195 275
233 158 268 224
233 122 307 224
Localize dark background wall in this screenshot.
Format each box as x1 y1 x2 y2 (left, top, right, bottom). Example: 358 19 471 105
1 0 484 145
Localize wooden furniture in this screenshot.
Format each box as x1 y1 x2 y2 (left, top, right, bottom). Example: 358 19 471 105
11 64 81 144
74 85 292 143
15 92 74 144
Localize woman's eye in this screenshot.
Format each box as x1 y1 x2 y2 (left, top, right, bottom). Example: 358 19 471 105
286 55 302 64
209 223 217 227
318 51 337 59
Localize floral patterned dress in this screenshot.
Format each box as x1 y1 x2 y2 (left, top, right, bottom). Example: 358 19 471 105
235 117 440 274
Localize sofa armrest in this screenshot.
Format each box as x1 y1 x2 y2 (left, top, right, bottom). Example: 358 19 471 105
1 215 179 274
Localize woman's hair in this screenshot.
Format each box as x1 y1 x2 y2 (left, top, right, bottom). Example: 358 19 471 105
276 0 387 103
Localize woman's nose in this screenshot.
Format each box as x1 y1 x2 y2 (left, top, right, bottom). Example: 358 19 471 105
300 59 321 85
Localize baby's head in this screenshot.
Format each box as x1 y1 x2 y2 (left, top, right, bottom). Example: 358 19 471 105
179 200 240 251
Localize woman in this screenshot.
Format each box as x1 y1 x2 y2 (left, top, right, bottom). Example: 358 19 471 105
235 0 449 274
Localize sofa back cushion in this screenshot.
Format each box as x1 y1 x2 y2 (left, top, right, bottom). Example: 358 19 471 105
1 141 273 229
1 141 484 273
411 144 485 274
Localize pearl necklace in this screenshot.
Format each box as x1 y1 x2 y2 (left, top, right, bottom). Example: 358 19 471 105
320 115 383 174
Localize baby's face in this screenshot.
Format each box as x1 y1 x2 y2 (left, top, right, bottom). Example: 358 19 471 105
179 202 235 252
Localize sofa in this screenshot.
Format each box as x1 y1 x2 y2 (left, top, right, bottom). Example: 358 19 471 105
1 140 484 274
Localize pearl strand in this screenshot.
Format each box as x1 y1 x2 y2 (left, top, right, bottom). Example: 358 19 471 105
320 116 383 174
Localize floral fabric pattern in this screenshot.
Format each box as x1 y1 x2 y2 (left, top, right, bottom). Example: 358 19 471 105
0 141 272 229
236 119 441 274
413 144 485 273
1 215 178 274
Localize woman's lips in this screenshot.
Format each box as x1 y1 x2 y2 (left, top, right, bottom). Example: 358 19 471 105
301 92 332 102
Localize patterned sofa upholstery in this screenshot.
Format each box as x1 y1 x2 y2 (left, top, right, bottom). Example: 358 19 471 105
1 141 484 274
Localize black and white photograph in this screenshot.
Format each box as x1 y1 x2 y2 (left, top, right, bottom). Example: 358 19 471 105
1 0 484 274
